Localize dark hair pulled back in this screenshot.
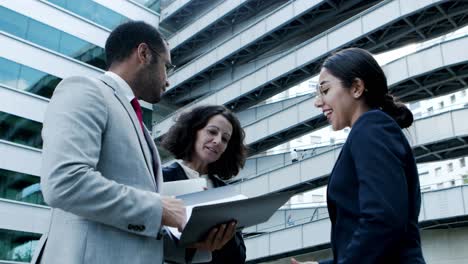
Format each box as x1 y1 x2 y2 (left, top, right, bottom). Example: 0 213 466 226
322 48 413 128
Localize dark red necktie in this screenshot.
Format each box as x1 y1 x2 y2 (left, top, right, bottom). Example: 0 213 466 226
130 98 144 132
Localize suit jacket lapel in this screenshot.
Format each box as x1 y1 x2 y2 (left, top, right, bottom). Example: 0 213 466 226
98 75 156 189
143 126 162 191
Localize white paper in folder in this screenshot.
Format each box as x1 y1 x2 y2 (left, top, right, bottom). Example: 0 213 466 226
161 178 207 197
167 193 248 240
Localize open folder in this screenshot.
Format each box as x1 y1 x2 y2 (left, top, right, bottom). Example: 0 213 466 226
168 186 295 247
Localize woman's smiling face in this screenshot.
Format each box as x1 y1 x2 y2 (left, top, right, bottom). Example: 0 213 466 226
314 68 357 131
192 114 233 166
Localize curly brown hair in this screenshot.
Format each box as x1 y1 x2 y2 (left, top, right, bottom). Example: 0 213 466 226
161 105 247 180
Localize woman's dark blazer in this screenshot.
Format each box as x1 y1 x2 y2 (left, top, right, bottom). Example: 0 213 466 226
320 110 425 264
163 162 247 264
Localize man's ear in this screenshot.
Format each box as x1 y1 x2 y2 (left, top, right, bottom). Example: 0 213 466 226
136 43 152 64
351 78 366 99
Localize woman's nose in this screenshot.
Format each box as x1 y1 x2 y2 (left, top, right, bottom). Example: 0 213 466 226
212 135 221 144
314 96 323 108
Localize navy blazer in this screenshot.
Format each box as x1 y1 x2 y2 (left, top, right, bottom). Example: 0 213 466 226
163 162 247 264
320 110 425 264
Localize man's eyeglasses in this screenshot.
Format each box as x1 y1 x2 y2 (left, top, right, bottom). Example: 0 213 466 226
147 45 176 74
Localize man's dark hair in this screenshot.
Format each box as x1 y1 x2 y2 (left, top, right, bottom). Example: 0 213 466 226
105 21 165 68
161 105 247 180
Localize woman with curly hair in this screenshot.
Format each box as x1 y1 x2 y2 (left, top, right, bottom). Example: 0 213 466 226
161 105 247 264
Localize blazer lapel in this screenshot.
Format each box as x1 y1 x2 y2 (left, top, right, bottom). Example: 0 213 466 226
98 75 156 189
143 126 162 191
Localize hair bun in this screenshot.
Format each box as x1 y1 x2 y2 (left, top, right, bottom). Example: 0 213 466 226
382 94 414 128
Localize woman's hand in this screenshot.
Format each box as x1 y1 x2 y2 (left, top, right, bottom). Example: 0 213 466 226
191 221 237 251
291 257 319 264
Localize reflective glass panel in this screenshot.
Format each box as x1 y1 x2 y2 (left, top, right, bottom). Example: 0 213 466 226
26 20 61 51
0 228 41 262
93 4 127 29
65 0 94 21
0 7 106 70
0 168 44 205
132 0 161 13
0 7 28 39
47 0 128 30
0 57 20 88
59 33 91 58
0 112 43 149
0 57 62 99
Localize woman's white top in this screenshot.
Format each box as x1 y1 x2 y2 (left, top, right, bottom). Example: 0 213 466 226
176 160 215 189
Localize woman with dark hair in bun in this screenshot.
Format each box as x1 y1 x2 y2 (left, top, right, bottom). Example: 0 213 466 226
162 105 247 264
292 48 425 264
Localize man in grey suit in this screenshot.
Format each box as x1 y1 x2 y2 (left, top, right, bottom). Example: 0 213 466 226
34 21 228 264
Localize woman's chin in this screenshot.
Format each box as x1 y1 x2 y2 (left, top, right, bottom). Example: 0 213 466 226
202 154 219 165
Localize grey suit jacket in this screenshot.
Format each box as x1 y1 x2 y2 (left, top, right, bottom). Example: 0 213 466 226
34 74 193 264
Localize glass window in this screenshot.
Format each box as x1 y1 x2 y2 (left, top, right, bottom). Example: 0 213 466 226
133 0 161 13
419 171 429 177
72 44 107 70
21 68 61 99
427 107 434 113
0 228 41 262
0 7 28 39
65 0 94 20
59 33 90 58
450 94 456 103
461 90 466 97
0 111 43 149
0 168 45 205
435 167 442 177
47 0 128 30
147 1 161 13
18 65 49 91
49 0 66 5
447 162 453 172
0 57 62 99
26 20 61 51
93 4 127 29
439 101 444 109
0 57 20 88
460 158 466 168
421 186 431 192
0 7 106 70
